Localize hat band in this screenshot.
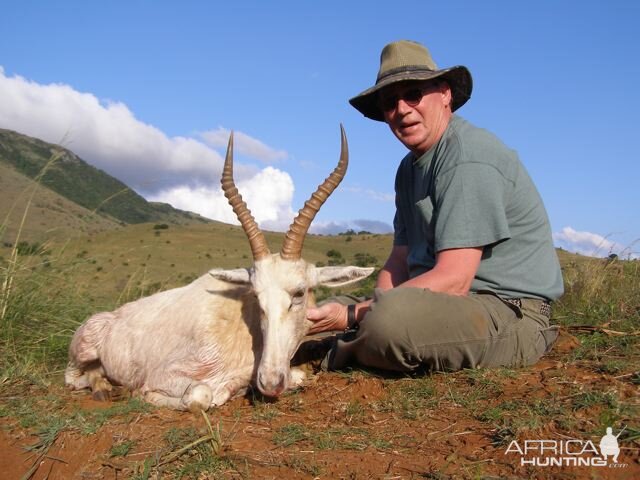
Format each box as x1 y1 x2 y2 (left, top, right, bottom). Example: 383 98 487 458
377 65 439 83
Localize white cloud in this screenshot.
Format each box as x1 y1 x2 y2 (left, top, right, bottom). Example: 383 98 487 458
200 127 288 163
0 69 223 189
148 167 296 231
553 226 638 259
0 67 392 236
0 67 297 229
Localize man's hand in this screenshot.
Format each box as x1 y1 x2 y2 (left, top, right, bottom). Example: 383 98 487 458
306 303 348 334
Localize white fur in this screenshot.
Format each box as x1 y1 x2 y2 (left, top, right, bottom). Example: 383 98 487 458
66 255 373 411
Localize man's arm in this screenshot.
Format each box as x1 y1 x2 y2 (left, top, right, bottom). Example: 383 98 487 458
400 247 483 295
307 246 482 333
376 245 409 290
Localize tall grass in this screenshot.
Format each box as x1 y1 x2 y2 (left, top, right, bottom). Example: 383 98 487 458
553 253 639 369
0 150 97 379
1 151 61 320
0 258 96 377
555 254 640 327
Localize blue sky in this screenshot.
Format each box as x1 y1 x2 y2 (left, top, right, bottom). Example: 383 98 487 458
1 1 638 257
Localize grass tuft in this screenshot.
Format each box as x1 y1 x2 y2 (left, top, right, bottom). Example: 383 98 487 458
273 423 309 447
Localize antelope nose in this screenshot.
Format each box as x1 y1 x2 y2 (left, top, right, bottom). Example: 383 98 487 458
258 371 286 397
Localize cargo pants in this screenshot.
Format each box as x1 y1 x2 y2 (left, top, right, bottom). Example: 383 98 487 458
322 288 559 372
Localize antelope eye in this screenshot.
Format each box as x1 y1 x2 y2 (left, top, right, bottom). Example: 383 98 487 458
288 289 306 310
290 289 306 306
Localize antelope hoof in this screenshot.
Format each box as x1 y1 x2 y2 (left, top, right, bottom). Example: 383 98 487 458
289 368 306 388
186 384 213 412
92 389 111 402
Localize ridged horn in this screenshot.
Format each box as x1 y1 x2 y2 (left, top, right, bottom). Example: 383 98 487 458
220 132 270 261
281 124 348 260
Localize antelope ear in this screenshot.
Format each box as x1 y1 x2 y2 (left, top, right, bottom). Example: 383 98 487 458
312 266 375 288
209 268 252 284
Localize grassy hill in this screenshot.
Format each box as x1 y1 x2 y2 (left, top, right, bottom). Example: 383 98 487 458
0 162 121 244
30 223 392 304
0 127 391 306
0 128 210 228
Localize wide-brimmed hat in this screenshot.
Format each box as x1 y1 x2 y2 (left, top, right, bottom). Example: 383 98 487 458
349 40 473 121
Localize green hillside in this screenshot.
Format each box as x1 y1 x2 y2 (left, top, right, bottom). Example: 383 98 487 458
37 223 392 304
0 162 121 244
0 128 210 226
0 127 390 304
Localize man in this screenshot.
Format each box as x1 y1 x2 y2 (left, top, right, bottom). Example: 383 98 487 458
305 40 563 372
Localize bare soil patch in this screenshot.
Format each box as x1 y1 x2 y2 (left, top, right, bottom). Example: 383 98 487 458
1 329 638 479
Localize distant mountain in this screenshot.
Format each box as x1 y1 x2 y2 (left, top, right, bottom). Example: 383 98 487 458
0 128 210 226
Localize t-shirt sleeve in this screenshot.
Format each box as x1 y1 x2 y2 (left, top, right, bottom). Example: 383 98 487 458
393 161 409 246
393 207 408 246
433 162 512 252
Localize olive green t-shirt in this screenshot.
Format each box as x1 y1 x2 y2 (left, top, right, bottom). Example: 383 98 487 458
394 115 564 301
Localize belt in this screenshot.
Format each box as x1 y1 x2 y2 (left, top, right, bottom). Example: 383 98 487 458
503 297 552 319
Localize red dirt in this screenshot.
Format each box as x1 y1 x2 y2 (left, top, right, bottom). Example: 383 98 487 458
1 330 638 479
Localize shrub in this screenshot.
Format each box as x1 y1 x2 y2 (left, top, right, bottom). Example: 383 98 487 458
326 249 345 266
16 241 48 256
354 252 378 267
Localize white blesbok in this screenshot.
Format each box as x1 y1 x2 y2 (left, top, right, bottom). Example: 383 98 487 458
65 126 373 411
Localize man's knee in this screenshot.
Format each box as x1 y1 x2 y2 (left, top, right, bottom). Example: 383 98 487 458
356 288 494 372
361 287 468 346
354 289 426 371
360 289 413 347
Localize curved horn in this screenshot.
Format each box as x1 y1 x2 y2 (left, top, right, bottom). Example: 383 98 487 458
220 132 270 261
281 124 348 260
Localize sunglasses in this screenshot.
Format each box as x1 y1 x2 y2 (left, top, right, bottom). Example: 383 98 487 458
378 83 440 112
